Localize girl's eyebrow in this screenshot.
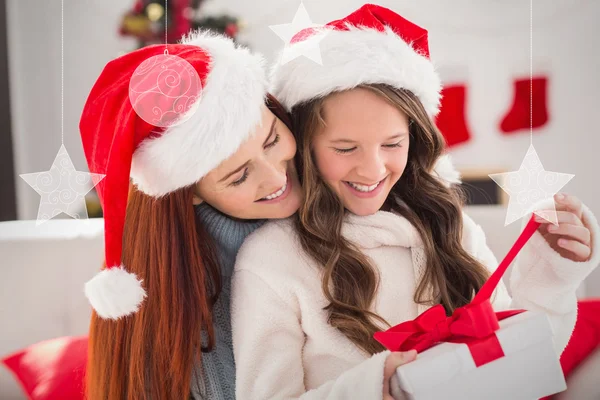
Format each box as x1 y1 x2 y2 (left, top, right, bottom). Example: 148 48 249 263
329 133 407 144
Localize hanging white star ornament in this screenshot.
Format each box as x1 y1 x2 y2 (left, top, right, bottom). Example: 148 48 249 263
20 144 105 225
269 2 327 65
489 144 574 227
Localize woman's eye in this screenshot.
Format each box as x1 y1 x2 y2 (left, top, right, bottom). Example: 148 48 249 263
231 169 249 186
334 147 357 154
264 133 280 149
383 141 403 148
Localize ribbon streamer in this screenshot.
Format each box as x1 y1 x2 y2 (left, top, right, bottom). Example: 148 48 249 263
374 216 541 367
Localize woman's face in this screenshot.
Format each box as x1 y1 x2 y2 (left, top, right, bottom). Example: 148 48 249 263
194 105 302 220
312 88 410 216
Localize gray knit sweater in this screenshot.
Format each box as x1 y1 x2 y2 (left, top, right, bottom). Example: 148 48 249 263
190 203 265 400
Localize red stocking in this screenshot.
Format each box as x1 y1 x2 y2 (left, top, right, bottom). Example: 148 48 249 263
500 76 549 134
540 299 600 400
435 84 471 147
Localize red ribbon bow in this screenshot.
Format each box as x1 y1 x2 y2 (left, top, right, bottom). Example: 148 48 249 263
374 216 541 367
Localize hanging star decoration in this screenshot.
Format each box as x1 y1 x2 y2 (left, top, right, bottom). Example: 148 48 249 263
489 144 574 226
269 2 327 65
20 145 105 225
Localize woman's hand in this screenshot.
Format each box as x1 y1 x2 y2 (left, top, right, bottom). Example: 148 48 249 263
535 193 592 262
383 350 417 400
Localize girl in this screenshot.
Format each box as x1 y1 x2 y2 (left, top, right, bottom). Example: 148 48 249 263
231 5 600 399
79 31 306 399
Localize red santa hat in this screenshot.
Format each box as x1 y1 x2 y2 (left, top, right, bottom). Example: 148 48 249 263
271 4 441 116
271 4 458 184
79 31 267 319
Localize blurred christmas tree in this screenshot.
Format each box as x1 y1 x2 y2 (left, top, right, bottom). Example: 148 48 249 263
119 0 242 48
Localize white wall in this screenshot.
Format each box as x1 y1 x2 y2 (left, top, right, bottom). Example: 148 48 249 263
7 0 600 294
6 0 136 221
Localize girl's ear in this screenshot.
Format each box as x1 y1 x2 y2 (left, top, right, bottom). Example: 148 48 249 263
192 191 203 206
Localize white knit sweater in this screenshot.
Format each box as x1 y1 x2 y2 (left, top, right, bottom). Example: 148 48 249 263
232 207 600 400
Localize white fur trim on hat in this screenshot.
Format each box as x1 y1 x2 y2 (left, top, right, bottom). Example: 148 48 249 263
270 26 442 116
433 154 461 186
84 266 147 320
130 31 268 197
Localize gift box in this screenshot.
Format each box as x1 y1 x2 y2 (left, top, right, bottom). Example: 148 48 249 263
391 310 566 400
375 216 567 400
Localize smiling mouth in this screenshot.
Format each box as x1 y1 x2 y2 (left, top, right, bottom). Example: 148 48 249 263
258 175 288 201
344 178 386 193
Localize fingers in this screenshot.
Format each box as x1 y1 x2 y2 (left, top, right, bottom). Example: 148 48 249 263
557 238 592 261
554 193 583 220
547 223 591 246
384 350 417 400
391 350 417 367
384 350 417 374
389 374 408 400
531 194 591 262
535 211 584 227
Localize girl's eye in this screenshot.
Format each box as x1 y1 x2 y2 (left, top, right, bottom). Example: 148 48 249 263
383 141 403 149
231 169 249 186
334 147 357 154
264 133 280 149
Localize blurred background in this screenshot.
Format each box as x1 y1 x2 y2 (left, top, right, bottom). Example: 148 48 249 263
0 0 599 398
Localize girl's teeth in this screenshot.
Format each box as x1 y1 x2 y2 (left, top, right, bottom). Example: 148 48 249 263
264 182 287 200
348 181 380 192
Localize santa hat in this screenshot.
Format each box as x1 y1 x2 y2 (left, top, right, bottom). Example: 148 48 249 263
271 4 458 185
79 31 267 319
270 4 442 116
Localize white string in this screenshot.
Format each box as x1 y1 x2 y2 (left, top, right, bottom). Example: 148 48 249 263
165 0 168 53
424 0 587 36
530 0 533 144
61 0 64 144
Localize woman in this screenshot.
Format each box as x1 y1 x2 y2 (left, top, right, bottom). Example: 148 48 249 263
231 5 599 399
79 31 307 399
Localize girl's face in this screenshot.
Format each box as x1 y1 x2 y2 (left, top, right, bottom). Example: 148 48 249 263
194 105 302 220
313 88 410 216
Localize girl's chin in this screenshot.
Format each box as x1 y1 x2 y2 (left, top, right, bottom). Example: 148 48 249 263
344 203 385 217
341 191 389 216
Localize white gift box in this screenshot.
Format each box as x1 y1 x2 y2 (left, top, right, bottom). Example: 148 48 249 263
392 311 566 400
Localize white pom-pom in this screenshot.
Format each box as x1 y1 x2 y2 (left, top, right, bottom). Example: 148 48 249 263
84 265 147 320
433 154 461 187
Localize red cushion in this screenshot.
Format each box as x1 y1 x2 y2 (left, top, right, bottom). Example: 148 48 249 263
1 335 87 400
540 299 600 400
560 299 600 377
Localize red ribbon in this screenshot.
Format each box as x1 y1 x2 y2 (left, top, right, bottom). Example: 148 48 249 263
374 215 541 367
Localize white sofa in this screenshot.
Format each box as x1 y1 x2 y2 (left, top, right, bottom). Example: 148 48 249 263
0 206 596 399
0 218 104 399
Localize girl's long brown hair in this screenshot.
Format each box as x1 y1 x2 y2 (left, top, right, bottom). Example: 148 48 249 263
291 84 491 355
86 94 291 400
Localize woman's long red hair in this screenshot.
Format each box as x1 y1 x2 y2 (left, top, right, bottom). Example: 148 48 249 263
86 95 291 399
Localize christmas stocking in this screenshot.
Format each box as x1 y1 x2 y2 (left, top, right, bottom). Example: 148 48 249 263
500 76 549 134
435 84 471 147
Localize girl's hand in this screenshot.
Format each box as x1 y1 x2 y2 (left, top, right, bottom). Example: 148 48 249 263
535 193 592 262
383 350 417 400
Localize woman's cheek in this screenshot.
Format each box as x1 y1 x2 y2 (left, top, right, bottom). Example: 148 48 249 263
214 188 255 215
285 131 297 158
277 125 297 159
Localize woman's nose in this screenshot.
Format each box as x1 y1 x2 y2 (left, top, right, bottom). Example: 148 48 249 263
261 159 287 190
